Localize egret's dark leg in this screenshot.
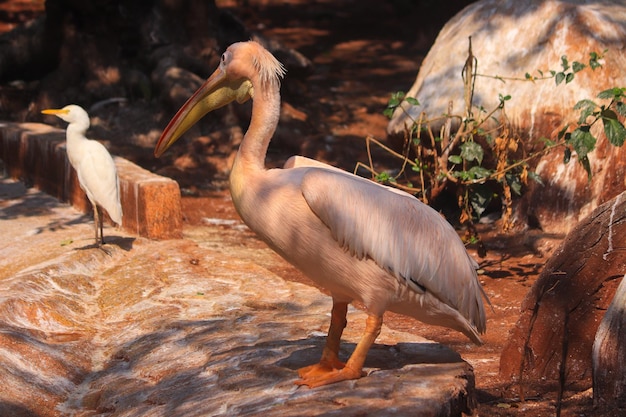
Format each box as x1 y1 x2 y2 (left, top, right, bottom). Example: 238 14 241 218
93 205 111 254
91 202 100 245
98 206 105 245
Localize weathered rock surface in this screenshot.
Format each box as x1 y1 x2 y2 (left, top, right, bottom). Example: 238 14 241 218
388 0 626 233
0 177 476 416
499 191 626 397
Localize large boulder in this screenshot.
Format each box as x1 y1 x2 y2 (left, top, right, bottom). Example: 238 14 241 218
499 191 626 398
388 0 626 233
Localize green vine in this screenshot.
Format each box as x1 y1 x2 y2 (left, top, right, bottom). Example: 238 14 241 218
358 42 624 245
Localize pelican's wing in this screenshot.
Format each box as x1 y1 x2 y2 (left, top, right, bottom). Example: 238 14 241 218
283 155 344 172
301 169 486 331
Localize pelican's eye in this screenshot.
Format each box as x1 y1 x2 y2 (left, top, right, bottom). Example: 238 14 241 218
220 50 232 68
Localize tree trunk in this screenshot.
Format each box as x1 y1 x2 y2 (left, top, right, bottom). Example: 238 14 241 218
500 191 626 399
592 273 626 411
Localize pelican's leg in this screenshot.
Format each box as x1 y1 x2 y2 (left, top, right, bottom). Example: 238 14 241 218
297 301 348 381
297 310 383 388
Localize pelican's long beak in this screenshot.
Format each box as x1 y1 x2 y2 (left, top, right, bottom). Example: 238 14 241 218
41 108 69 115
154 67 253 157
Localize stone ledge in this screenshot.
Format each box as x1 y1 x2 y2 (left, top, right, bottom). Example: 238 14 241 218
0 122 182 239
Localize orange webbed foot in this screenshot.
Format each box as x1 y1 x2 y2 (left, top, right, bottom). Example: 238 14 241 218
297 357 344 379
295 361 364 388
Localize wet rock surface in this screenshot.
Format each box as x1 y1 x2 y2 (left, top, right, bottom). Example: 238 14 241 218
0 178 476 416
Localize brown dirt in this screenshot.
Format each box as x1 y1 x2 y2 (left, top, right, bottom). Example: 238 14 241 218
1 0 598 415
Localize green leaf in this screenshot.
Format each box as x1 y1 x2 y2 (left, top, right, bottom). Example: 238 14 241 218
574 99 598 110
387 97 400 107
386 91 405 108
453 170 469 181
498 93 511 102
597 87 625 100
448 155 462 164
616 101 626 117
565 72 575 83
505 172 523 195
528 171 544 186
405 97 420 106
602 110 626 147
563 146 572 164
573 99 598 124
572 61 586 73
460 141 484 165
589 51 603 70
555 72 566 85
561 55 570 71
468 166 492 179
568 127 596 158
375 171 391 182
589 59 601 70
602 108 619 120
469 184 493 218
597 88 615 100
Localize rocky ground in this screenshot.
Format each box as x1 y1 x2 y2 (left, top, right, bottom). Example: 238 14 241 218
0 0 602 415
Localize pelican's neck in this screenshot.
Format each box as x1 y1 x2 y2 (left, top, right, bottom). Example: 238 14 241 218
229 78 281 210
235 81 281 172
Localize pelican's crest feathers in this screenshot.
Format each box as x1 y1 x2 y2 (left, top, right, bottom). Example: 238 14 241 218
249 41 286 90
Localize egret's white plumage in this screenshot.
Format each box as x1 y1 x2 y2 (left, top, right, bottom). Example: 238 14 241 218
154 41 488 387
42 105 122 246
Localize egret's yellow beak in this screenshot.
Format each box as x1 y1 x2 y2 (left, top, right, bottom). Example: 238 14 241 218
154 66 253 157
41 108 69 115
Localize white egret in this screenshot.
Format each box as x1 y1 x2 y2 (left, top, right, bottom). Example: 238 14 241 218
42 105 122 247
154 41 488 387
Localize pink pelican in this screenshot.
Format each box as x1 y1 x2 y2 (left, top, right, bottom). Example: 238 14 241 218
154 41 487 388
